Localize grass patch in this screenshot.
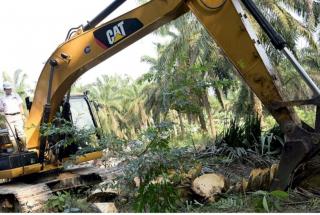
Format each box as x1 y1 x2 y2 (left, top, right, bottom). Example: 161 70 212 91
180 191 320 213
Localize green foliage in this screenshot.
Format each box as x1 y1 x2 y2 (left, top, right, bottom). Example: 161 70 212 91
192 195 246 212
220 115 261 148
234 84 253 117
260 126 284 156
97 134 126 154
46 191 69 212
133 178 179 212
40 118 98 152
45 191 94 212
115 148 193 213
170 130 211 149
243 115 262 147
252 190 289 212
111 127 198 212
210 196 245 210
126 148 192 213
254 0 318 60
220 119 247 148
218 115 261 160
295 107 316 127
139 121 173 154
120 135 193 187
218 115 284 162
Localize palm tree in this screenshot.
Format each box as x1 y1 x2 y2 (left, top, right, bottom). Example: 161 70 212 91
278 0 320 29
299 46 320 86
87 75 154 139
90 75 127 138
140 12 241 139
122 81 153 138
254 0 319 54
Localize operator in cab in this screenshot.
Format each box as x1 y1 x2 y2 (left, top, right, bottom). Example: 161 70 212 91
0 82 26 152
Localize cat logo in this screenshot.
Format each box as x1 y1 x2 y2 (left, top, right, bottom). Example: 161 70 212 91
94 18 143 49
106 21 126 45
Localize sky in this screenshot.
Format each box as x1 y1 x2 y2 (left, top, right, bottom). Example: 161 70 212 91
0 0 157 87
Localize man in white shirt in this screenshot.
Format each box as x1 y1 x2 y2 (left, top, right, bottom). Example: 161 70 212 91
0 82 26 152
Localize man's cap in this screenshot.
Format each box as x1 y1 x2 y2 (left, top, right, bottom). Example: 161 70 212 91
3 82 13 89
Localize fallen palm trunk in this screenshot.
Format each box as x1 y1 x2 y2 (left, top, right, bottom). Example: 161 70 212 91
191 173 229 202
241 164 279 192
187 160 320 203
93 203 118 213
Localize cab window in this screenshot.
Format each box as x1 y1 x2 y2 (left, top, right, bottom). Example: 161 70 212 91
69 97 95 130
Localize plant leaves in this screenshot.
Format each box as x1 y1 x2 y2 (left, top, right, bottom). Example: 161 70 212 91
253 190 268 196
262 196 269 212
270 190 289 200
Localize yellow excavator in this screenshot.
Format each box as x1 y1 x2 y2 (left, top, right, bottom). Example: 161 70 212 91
0 0 319 196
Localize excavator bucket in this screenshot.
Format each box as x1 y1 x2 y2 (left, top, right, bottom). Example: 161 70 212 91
271 122 320 190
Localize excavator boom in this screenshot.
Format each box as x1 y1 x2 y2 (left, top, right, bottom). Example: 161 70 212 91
27 0 297 149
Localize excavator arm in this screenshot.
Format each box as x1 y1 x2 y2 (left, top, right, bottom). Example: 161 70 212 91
22 0 320 190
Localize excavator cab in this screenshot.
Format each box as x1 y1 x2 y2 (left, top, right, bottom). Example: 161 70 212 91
25 93 101 132
0 93 102 177
40 93 102 163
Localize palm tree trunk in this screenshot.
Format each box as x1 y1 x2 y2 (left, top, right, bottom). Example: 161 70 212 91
198 109 207 132
207 70 226 110
178 111 185 138
251 92 263 121
214 87 225 109
139 102 148 130
203 90 216 140
187 114 192 125
173 124 178 137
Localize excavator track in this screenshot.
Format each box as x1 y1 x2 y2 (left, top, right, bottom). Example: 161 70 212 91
0 164 123 212
0 183 52 212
